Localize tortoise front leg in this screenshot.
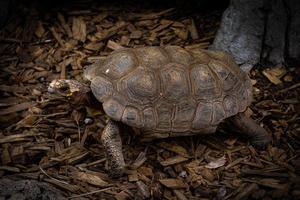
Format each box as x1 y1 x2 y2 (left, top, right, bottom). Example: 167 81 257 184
230 112 272 149
101 119 125 177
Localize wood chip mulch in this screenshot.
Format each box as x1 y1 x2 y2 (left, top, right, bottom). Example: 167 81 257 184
0 1 299 200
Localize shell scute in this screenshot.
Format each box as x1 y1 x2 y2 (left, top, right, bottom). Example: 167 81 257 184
160 63 190 102
91 76 114 102
165 46 194 65
102 50 137 79
118 68 160 104
122 106 142 128
190 63 221 100
135 47 169 69
172 99 197 131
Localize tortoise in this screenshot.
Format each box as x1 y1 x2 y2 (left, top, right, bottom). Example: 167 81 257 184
48 46 271 177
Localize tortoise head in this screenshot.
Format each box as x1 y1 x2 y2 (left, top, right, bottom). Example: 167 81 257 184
48 79 90 98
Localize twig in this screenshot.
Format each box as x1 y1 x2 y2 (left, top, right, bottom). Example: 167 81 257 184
34 111 69 118
0 132 45 144
225 157 246 170
68 187 115 199
278 82 300 93
76 158 106 168
33 111 69 126
241 168 289 178
39 165 70 185
0 38 23 43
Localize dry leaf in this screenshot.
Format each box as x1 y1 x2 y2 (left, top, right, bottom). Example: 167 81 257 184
262 66 286 85
160 156 188 167
205 156 226 169
157 142 189 157
71 171 109 187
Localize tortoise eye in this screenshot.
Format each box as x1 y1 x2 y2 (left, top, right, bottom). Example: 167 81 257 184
59 84 70 93
60 87 68 92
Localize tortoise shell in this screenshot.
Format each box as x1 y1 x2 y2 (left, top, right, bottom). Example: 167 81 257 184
84 46 253 140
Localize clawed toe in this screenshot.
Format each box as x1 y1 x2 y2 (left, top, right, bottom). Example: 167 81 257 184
250 135 272 150
108 166 126 178
250 140 270 150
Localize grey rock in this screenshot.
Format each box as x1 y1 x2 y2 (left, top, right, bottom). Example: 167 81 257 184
212 0 300 68
0 179 67 200
210 0 265 67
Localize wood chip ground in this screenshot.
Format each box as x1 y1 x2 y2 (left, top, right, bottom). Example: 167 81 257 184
0 1 299 200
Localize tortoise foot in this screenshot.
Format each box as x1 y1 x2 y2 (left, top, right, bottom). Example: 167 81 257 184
250 134 272 150
230 112 272 149
101 120 125 177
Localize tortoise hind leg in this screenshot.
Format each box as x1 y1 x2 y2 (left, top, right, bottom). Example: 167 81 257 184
230 112 272 149
101 119 125 177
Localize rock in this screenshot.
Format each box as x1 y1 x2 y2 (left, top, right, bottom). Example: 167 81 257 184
211 0 300 69
0 179 67 200
211 0 265 68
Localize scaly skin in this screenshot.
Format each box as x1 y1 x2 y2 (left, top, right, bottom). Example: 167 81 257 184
101 120 125 177
230 112 272 149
